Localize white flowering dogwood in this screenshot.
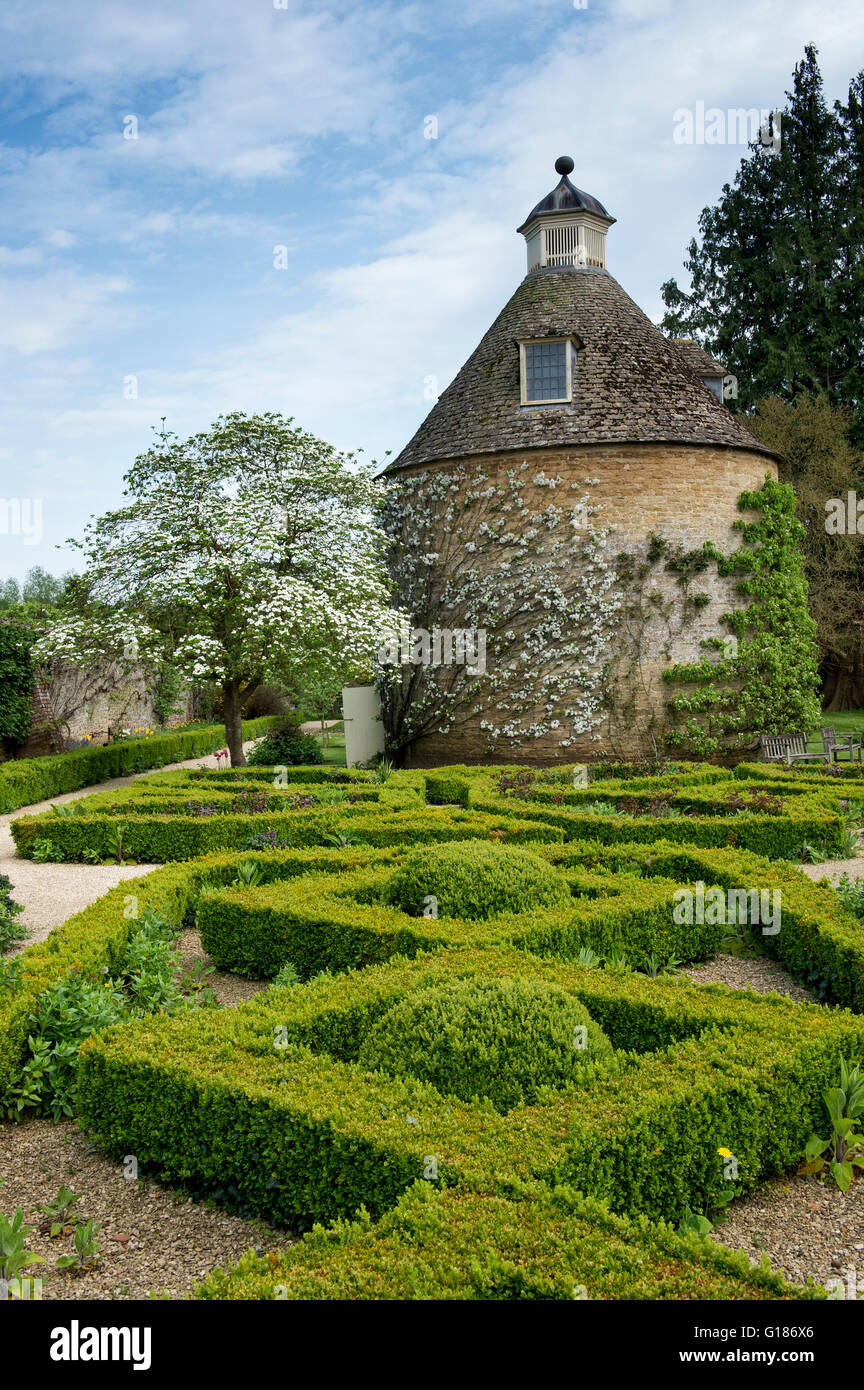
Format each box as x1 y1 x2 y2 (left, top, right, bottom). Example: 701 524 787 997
35 413 399 764
379 460 622 757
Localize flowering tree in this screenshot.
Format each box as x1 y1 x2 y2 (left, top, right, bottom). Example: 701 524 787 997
36 413 398 765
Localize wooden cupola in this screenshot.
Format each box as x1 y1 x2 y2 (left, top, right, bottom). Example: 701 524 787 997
517 156 615 272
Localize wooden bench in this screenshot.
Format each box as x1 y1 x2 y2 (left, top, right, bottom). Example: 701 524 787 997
759 733 830 766
821 725 863 764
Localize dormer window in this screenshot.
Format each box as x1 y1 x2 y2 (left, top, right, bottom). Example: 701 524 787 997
519 338 574 405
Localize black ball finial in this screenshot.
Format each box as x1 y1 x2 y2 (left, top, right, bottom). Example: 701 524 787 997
554 155 575 176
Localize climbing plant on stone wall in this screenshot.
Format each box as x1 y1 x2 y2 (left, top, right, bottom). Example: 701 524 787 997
664 476 822 755
379 461 622 757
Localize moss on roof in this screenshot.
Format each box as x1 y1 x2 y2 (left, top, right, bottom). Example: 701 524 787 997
389 268 775 472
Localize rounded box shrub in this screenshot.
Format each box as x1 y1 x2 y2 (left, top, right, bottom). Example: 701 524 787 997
358 976 613 1111
384 839 570 920
247 720 324 767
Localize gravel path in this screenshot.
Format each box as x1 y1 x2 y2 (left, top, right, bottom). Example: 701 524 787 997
681 952 815 1002
176 929 267 1007
0 1117 290 1300
712 1175 864 1298
1 740 260 956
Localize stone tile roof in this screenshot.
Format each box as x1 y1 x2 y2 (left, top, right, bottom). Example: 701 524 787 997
389 268 776 472
671 338 727 377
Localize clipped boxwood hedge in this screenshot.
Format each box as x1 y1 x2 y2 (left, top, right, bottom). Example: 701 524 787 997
77 937 864 1232
358 975 613 1111
10 757 864 1301
0 716 280 814
194 1180 816 1302
384 839 571 920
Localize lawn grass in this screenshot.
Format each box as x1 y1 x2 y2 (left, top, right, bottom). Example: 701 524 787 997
805 709 864 754
317 730 346 766
312 714 864 767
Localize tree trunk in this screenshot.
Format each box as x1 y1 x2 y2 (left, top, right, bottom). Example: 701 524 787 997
223 679 246 766
822 662 864 713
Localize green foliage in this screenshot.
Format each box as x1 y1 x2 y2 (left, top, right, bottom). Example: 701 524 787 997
6 905 200 1121
747 394 864 710
7 972 128 1121
0 716 279 815
677 1206 714 1238
0 1186 47 1286
248 724 324 767
55 1218 102 1271
0 621 35 747
358 976 613 1112
665 477 821 755
36 1185 83 1238
800 1058 864 1191
0 875 26 954
31 837 65 863
119 908 186 1015
424 773 470 808
271 962 300 991
834 872 864 920
384 840 571 920
152 661 185 727
660 45 864 442
192 1182 811 1302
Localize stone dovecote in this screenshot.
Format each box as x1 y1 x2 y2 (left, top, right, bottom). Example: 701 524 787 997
384 159 779 766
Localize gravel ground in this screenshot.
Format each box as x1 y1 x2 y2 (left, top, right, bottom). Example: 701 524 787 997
1 739 261 956
0 1116 290 1300
712 1175 864 1297
681 951 816 1002
176 929 267 1007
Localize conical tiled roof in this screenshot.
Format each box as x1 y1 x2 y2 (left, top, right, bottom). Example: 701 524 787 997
389 268 776 472
671 337 727 377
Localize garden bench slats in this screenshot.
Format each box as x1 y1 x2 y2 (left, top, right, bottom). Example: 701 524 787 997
820 725 863 764
759 733 830 766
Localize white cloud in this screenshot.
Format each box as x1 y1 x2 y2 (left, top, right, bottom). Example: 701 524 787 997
0 270 131 352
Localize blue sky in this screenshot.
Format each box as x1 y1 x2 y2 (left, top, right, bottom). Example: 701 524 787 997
0 0 862 581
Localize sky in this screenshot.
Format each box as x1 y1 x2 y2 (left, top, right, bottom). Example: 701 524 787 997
0 0 862 582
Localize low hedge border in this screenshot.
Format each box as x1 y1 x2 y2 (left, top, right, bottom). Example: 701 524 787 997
193 1180 814 1301
470 794 844 859
0 843 396 1098
76 936 864 1235
0 717 281 814
11 806 562 863
196 858 715 980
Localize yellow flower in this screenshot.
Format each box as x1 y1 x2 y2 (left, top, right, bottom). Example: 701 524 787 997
717 1147 733 1157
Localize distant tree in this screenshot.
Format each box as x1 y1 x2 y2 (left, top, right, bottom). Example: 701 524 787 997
21 566 72 609
0 578 20 611
661 46 864 442
747 394 864 710
0 568 72 616
35 413 398 765
294 669 348 746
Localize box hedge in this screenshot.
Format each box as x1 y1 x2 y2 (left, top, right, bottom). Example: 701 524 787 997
0 716 280 814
